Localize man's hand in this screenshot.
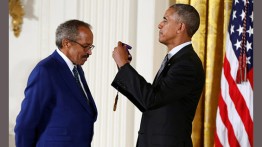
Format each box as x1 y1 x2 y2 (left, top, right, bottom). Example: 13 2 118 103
112 41 129 68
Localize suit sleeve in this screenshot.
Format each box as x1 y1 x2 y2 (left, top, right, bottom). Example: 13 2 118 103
111 58 203 112
111 64 147 112
14 65 53 147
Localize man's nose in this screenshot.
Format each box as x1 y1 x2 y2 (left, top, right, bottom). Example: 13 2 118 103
86 49 92 55
158 22 163 29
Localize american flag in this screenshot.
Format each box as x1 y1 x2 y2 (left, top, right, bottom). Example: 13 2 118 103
214 0 253 147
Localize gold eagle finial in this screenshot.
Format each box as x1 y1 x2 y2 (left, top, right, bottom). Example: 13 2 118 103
9 0 25 37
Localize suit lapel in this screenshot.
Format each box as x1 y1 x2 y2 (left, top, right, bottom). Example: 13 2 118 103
153 61 171 85
77 66 98 118
51 51 95 115
153 44 193 85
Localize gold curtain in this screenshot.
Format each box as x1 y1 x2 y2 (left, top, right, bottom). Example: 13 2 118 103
169 0 232 146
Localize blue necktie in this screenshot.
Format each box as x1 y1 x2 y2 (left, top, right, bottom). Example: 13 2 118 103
72 66 89 103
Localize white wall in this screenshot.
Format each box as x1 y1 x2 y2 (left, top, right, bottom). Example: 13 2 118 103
9 0 168 146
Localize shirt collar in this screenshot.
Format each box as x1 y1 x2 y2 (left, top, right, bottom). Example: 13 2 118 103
56 49 75 72
167 41 192 59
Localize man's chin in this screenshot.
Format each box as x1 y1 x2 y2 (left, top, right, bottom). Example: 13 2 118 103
77 60 87 65
80 60 86 65
159 39 165 44
78 62 85 65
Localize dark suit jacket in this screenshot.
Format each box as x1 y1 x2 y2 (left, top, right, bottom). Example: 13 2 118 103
15 50 98 147
112 44 205 147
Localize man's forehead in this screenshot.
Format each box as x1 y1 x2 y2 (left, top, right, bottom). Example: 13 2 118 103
164 8 175 18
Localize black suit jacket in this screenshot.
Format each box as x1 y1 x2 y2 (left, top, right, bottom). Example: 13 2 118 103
112 44 205 147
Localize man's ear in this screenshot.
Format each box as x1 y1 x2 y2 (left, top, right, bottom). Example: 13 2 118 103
177 22 186 34
62 39 70 48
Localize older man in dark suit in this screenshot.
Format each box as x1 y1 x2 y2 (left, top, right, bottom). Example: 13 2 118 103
15 20 97 147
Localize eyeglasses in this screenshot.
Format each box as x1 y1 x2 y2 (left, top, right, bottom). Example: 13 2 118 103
69 40 95 51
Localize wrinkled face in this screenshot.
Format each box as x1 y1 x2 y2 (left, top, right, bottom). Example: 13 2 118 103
158 8 182 46
65 26 94 65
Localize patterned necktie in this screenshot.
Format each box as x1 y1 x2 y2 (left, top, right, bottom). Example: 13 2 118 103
72 66 89 103
156 55 169 79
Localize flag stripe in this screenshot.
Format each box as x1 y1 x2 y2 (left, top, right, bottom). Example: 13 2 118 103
216 108 229 146
215 110 227 147
218 92 240 147
221 66 251 147
224 57 253 147
215 0 253 146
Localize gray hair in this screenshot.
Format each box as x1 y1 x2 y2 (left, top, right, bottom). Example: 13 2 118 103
55 19 92 49
170 4 200 37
